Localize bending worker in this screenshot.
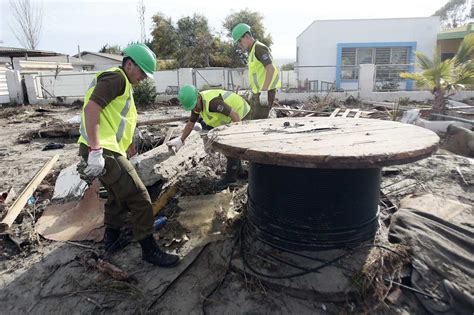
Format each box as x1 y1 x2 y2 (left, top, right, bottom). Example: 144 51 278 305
232 23 281 119
166 85 250 189
78 43 179 267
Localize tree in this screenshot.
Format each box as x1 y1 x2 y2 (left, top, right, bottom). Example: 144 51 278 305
433 0 470 30
175 14 213 67
400 34 474 114
99 44 122 55
281 63 295 71
9 0 43 50
223 9 273 47
222 9 273 67
150 12 178 59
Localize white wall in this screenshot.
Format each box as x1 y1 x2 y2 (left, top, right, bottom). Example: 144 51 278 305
79 54 121 71
0 63 9 104
37 71 96 98
296 17 440 90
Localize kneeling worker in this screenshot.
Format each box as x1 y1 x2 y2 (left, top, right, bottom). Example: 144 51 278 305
166 85 251 188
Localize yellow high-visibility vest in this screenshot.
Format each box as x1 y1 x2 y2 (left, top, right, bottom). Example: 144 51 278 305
200 89 250 128
248 41 281 94
78 67 137 156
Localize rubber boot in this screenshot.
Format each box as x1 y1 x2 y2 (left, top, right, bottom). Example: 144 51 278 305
215 157 239 190
139 235 179 267
104 227 132 253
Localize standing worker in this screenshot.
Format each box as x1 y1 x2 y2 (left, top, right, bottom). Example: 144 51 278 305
166 85 251 189
78 43 179 267
231 23 281 119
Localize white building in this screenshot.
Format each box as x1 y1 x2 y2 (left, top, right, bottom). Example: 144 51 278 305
74 51 122 71
296 17 440 91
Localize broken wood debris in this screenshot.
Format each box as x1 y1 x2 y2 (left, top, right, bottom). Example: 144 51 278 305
0 155 59 232
77 251 137 283
25 116 189 139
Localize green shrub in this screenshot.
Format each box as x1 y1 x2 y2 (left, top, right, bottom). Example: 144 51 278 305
134 78 157 106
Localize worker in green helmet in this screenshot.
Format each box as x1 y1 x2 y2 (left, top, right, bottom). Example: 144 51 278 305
78 43 179 267
231 23 281 119
166 85 251 189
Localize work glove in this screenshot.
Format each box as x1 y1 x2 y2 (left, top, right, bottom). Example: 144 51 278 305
259 90 269 106
84 148 105 177
166 137 184 153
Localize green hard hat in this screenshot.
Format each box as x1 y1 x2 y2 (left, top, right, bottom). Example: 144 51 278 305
123 44 156 78
232 23 251 44
179 85 199 111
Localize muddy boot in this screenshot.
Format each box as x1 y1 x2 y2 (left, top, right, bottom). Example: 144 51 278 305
215 157 239 190
104 228 132 253
139 235 179 267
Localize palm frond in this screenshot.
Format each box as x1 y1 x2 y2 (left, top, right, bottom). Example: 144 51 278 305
454 33 474 65
415 52 434 70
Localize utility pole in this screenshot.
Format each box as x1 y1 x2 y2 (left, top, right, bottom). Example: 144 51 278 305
137 0 146 43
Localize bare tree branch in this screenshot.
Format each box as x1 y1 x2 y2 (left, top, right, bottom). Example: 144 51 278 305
9 0 43 50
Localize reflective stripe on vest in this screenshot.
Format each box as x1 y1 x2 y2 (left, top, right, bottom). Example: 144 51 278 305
247 41 281 94
200 89 250 128
78 67 137 156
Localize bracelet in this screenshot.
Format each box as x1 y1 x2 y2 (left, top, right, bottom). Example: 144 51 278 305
89 147 102 152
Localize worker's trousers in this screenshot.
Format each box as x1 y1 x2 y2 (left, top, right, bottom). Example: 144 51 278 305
249 89 276 120
79 144 153 241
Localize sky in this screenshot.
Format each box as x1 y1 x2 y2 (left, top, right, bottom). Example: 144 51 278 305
0 0 453 60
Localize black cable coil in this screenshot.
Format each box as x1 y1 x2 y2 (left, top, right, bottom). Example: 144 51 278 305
247 163 380 251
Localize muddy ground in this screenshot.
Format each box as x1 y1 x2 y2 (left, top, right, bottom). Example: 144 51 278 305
0 101 472 314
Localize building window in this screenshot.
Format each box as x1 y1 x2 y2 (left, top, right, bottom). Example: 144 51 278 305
340 46 410 80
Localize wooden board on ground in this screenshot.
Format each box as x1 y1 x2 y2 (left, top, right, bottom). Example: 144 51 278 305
330 108 361 118
0 155 59 232
209 117 439 169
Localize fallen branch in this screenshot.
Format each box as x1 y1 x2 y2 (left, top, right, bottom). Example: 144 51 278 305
78 251 137 283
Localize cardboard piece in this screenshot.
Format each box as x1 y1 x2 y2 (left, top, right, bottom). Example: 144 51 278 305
36 181 104 242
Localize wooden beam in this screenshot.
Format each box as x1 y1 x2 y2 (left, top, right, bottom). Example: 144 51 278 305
329 108 341 117
273 107 320 114
0 155 59 232
341 109 351 118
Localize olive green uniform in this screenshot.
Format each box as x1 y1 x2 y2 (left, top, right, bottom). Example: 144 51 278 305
79 69 153 240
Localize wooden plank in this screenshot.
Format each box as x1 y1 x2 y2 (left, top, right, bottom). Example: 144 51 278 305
273 107 320 114
329 108 341 117
354 110 361 118
210 117 439 168
341 109 351 118
0 155 59 232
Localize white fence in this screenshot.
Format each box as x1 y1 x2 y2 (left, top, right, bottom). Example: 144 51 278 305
2 66 474 105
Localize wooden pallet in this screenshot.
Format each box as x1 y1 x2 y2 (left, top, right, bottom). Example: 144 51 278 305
330 108 362 118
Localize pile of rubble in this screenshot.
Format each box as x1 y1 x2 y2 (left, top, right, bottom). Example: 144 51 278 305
0 97 473 313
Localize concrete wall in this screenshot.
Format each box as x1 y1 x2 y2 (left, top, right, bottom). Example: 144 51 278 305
79 54 121 71
14 65 474 106
38 71 96 98
0 63 9 104
296 17 440 90
5 70 23 104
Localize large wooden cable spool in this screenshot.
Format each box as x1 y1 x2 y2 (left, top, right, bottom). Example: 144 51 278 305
210 117 439 250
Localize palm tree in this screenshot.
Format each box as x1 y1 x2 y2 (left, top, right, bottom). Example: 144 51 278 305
400 34 474 113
